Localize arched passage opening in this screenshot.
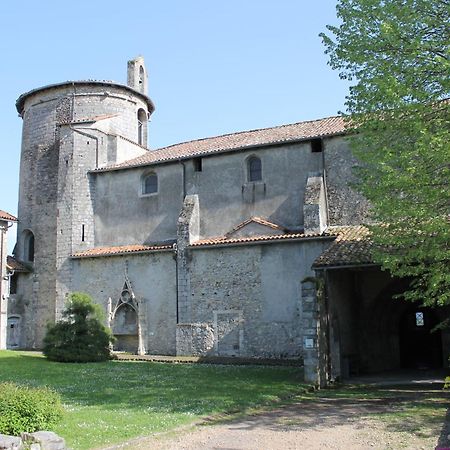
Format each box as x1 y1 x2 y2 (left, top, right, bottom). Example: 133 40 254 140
328 268 447 377
399 307 443 369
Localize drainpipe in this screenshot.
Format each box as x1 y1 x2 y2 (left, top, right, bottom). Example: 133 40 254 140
179 160 186 199
174 247 179 324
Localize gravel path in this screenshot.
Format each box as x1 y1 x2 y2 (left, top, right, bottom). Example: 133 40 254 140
106 385 449 450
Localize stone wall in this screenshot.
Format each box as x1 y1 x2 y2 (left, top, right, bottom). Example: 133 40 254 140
15 80 152 348
324 136 370 226
72 251 177 355
177 239 330 358
176 323 214 355
93 164 184 247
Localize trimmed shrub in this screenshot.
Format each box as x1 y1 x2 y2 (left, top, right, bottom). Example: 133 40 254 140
43 292 115 363
0 382 63 435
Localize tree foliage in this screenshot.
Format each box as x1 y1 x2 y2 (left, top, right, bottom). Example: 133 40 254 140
43 292 115 362
321 0 450 306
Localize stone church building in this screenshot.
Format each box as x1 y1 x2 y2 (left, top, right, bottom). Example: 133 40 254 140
5 57 448 385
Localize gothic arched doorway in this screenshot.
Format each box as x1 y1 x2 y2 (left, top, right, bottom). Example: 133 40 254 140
112 303 139 353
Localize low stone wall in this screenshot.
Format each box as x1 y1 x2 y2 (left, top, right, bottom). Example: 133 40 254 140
0 431 65 450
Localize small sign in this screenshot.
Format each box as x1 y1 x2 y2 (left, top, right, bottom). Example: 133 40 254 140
304 337 315 349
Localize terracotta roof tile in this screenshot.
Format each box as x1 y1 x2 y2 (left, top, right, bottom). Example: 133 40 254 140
0 210 17 222
191 231 335 248
6 256 30 272
226 217 288 236
72 243 174 259
60 114 119 125
313 226 374 268
95 115 347 172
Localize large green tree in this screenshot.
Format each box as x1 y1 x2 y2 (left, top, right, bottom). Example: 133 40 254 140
321 0 450 306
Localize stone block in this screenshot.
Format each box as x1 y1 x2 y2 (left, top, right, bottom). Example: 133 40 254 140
0 434 22 450
22 431 65 450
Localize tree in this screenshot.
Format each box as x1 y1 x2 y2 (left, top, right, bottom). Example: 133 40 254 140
43 292 115 362
321 0 450 306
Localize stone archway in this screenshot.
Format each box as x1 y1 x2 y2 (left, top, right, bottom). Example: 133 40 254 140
112 303 139 353
327 268 448 377
109 277 146 355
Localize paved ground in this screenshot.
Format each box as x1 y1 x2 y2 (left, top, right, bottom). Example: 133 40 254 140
106 371 450 450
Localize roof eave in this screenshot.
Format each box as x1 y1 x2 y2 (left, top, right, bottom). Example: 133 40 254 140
16 80 155 116
71 247 174 259
190 234 336 249
91 131 349 174
313 262 378 270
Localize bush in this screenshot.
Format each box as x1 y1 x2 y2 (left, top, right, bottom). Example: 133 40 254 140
43 292 115 363
0 382 63 435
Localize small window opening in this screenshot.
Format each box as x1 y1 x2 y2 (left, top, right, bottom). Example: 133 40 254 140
311 138 323 153
23 230 35 262
142 173 158 195
138 120 143 145
193 157 202 172
415 312 424 327
81 224 85 242
137 108 147 146
139 65 144 85
10 274 18 295
247 156 262 182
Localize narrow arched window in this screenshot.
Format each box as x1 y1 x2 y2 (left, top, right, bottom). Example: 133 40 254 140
142 173 158 195
137 108 147 146
23 230 35 262
247 156 262 182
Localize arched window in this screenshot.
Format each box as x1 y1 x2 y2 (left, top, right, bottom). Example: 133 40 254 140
247 156 262 182
139 65 145 86
23 230 35 262
142 173 158 195
137 108 147 146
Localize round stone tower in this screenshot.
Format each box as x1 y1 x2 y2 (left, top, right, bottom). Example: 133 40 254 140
14 57 154 348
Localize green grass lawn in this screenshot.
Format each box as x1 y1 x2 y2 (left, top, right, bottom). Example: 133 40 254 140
0 351 307 449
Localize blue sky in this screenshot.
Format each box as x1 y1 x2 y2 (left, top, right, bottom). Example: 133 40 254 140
0 1 348 251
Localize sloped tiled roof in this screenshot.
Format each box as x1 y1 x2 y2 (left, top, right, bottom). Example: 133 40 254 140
6 256 30 273
72 243 175 259
313 226 374 268
191 231 335 248
0 210 17 222
226 217 288 236
95 115 347 172
60 113 119 125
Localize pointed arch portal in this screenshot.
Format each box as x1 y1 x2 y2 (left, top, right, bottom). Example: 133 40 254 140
110 277 146 354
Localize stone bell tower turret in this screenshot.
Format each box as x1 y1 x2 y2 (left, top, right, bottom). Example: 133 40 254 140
127 56 148 96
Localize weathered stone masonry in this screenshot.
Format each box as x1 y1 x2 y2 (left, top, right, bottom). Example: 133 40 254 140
10 57 443 387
